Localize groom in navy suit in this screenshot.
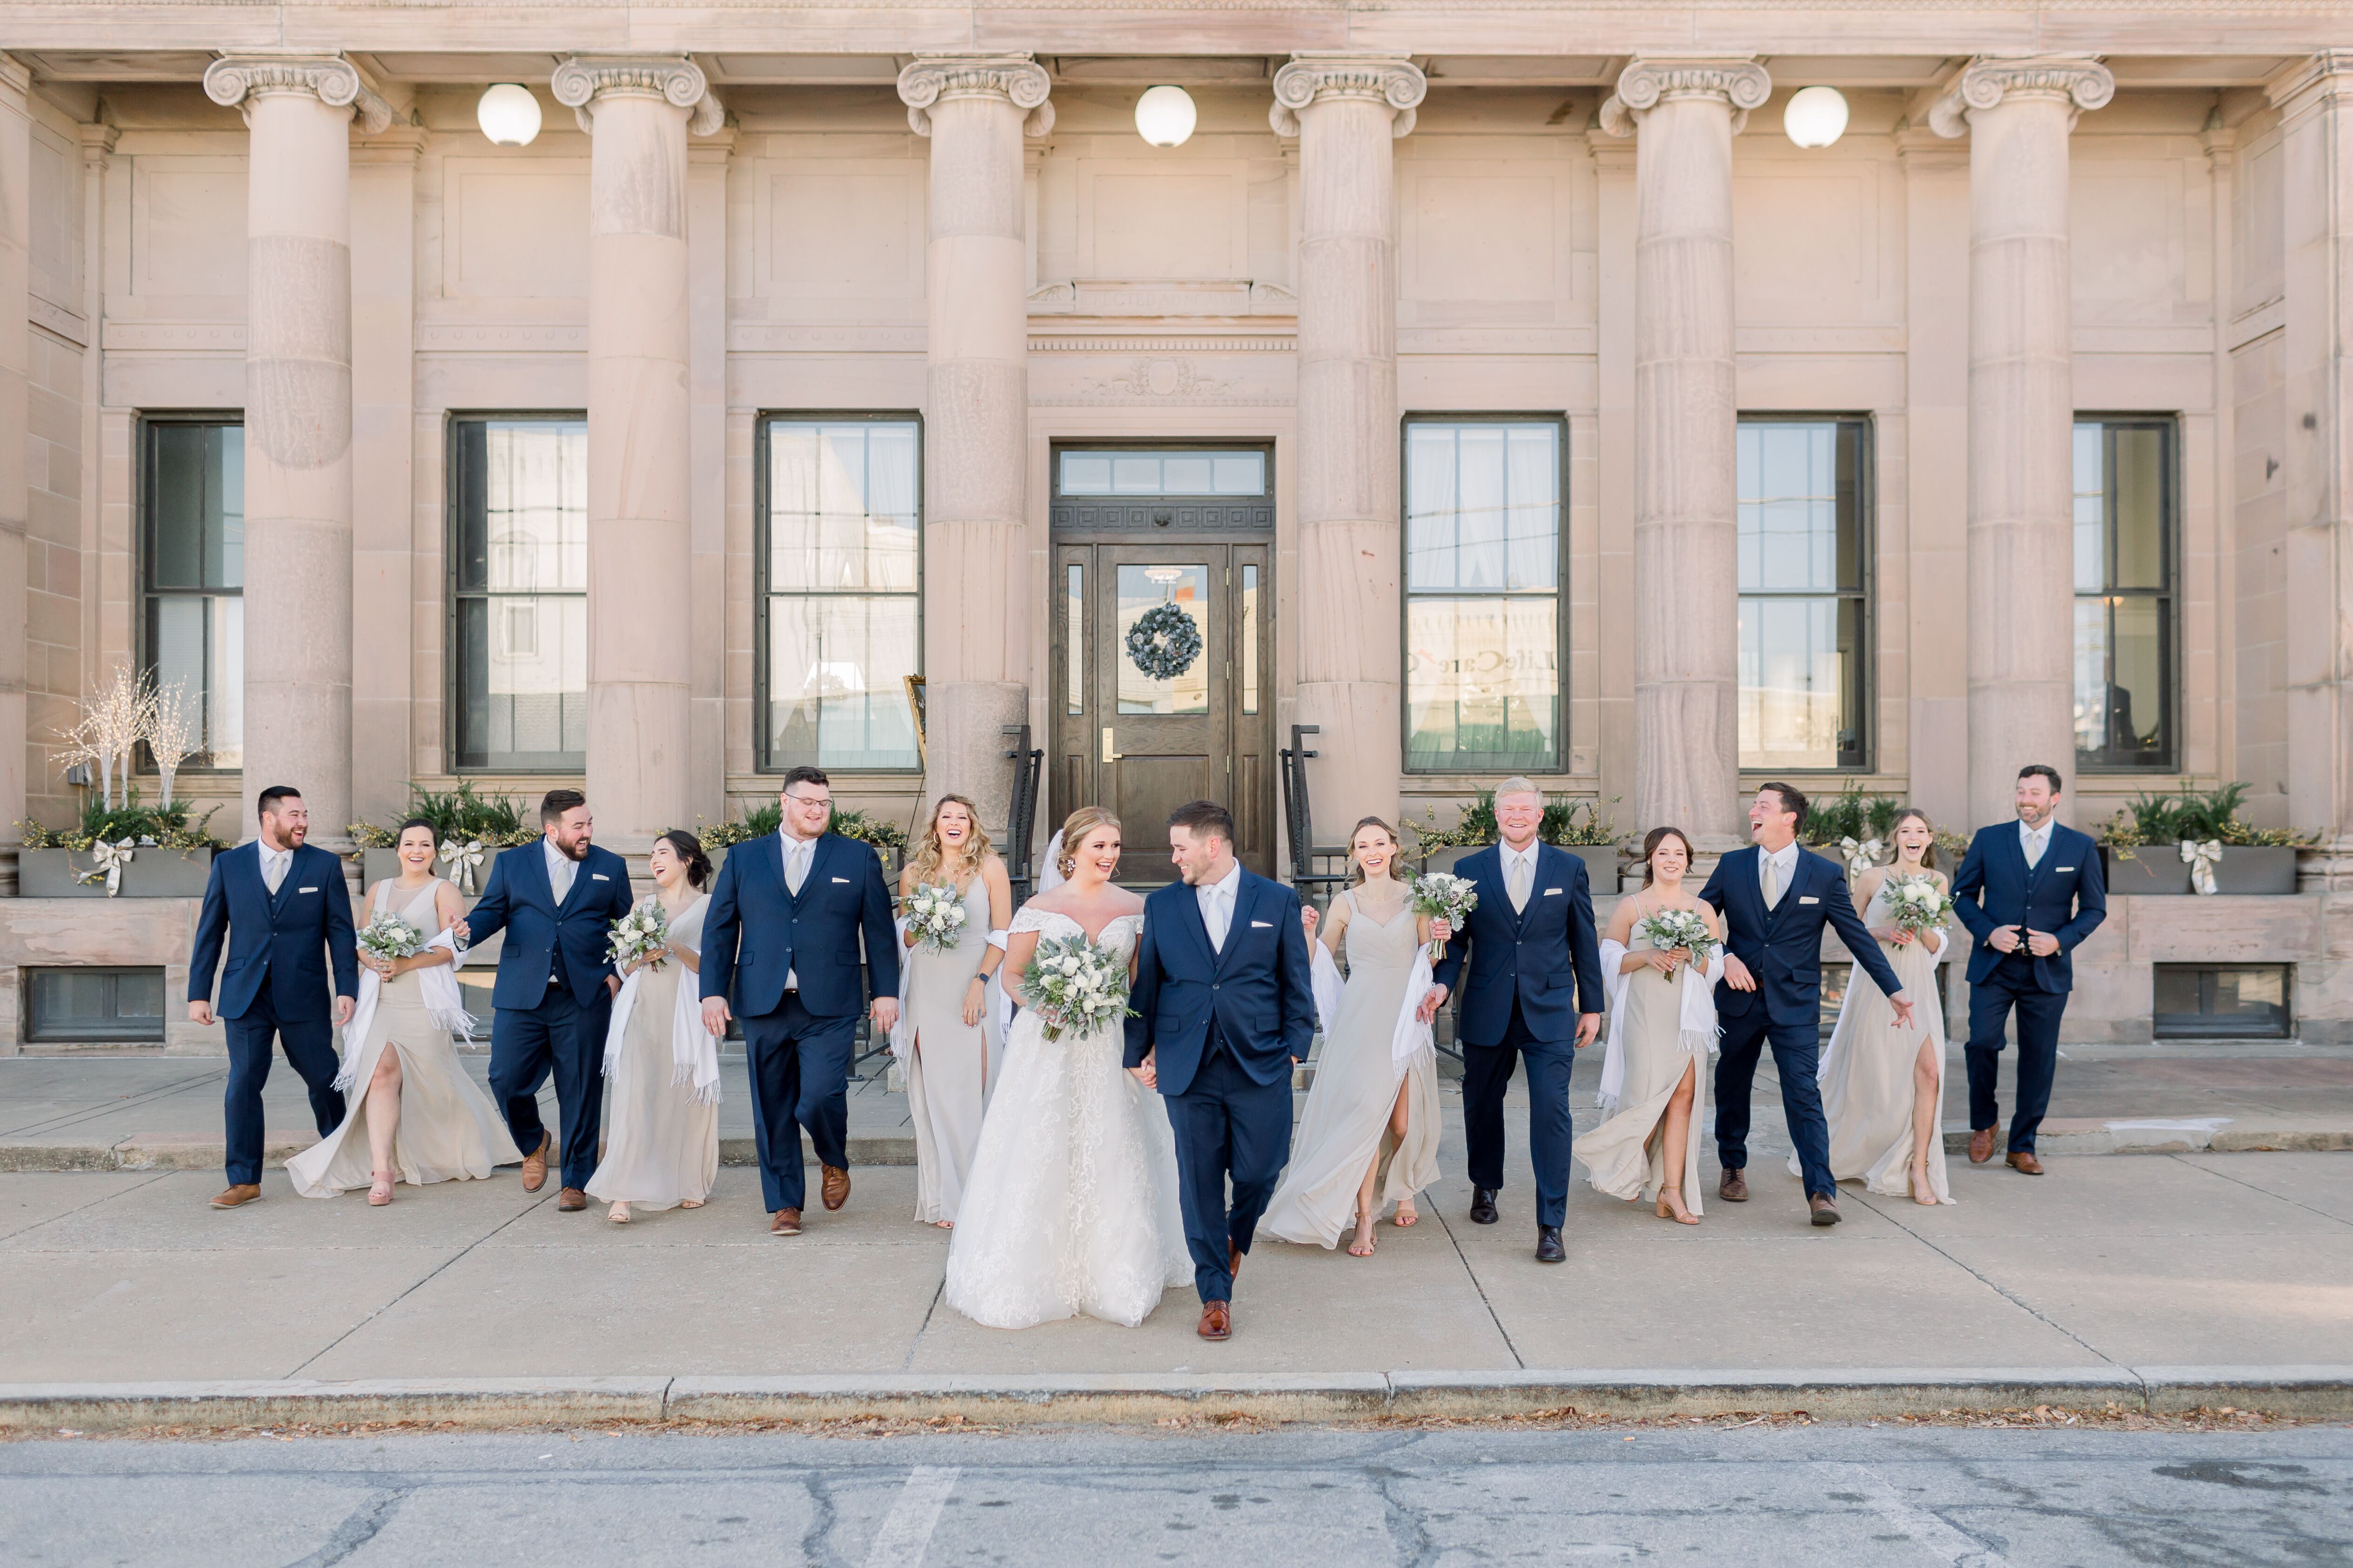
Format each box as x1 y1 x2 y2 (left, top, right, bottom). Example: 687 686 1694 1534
1951 763 2107 1175
1127 799 1317 1341
1700 782 1913 1225
700 765 900 1236
1431 778 1605 1263
454 788 634 1209
187 785 358 1209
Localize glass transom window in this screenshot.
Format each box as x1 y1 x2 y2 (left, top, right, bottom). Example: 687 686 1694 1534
1058 450 1266 496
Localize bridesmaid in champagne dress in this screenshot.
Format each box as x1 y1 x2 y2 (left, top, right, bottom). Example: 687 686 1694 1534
1262 818 1445 1257
588 831 721 1222
895 794 1012 1227
1578 827 1724 1224
287 819 521 1203
1803 808 1955 1205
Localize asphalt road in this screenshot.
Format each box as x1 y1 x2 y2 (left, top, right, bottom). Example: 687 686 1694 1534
4 1423 2348 1567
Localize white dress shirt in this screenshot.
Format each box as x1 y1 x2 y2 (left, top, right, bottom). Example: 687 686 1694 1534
543 836 576 905
780 827 818 988
259 842 292 896
1499 839 1540 913
1758 839 1800 907
2019 817 2052 869
1197 860 1243 952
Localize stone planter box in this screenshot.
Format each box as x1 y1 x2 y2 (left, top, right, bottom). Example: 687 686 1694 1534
2099 843 2298 896
18 846 215 898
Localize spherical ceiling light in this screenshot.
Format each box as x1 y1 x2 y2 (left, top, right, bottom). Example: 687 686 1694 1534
1783 85 1850 149
477 83 543 148
1135 85 1197 149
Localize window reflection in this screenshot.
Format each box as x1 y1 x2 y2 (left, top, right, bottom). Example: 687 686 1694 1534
142 421 244 767
452 419 589 771
1736 419 1868 771
2073 419 2175 770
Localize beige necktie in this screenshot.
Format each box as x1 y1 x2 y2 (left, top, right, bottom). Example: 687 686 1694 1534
1763 853 1783 910
550 853 573 904
786 838 811 895
263 850 286 895
1508 853 1532 914
2024 831 2046 869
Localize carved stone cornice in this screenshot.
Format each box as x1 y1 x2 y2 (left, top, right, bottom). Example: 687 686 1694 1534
1597 57 1771 138
551 55 725 136
1269 53 1426 139
2265 50 2353 114
203 54 393 135
895 54 1054 138
1927 56 2114 138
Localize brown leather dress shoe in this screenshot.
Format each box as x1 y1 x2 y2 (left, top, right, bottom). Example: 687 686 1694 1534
210 1183 261 1209
1197 1301 1232 1341
821 1164 850 1211
557 1186 587 1211
2007 1149 2045 1175
1228 1241 1243 1282
1969 1127 1996 1165
1718 1170 1749 1203
771 1207 803 1235
520 1132 553 1193
1809 1193 1841 1226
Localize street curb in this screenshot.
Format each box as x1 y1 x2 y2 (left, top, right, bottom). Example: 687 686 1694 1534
1 1367 2345 1433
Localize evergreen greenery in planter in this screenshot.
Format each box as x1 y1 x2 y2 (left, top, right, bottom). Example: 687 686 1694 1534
347 781 541 852
17 790 228 896
1798 780 1970 868
694 802 909 855
2096 783 2312 895
1404 791 1621 875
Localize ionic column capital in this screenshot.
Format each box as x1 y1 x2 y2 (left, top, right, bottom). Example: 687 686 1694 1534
1927 56 2114 138
552 55 725 136
1269 52 1427 139
895 54 1054 138
203 53 393 134
1597 57 1770 138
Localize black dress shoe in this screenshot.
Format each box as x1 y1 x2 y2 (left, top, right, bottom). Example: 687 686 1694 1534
1535 1225 1566 1263
1469 1187 1499 1225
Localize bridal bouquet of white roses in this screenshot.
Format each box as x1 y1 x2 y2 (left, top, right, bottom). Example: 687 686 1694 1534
901 881 970 954
1018 931 1135 1042
607 898 670 972
357 909 424 969
1635 907 1718 971
1410 871 1479 963
1884 873 1955 940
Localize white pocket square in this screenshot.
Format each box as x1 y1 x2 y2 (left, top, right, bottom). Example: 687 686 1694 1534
2056 865 2075 872
1798 895 1820 905
591 873 610 881
832 876 852 884
1544 887 1562 896
297 886 318 894
1250 919 1273 928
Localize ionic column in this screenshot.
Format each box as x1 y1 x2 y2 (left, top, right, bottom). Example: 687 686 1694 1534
1598 57 1770 847
203 55 390 843
552 57 724 849
1930 57 2114 830
897 55 1052 831
1272 52 1424 834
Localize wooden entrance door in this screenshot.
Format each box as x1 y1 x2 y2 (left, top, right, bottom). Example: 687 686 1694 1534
1052 541 1274 882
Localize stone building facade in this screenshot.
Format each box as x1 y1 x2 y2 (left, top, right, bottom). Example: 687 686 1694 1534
3 6 2353 1045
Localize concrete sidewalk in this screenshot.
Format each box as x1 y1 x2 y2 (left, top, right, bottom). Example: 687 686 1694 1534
3 1039 2348 1174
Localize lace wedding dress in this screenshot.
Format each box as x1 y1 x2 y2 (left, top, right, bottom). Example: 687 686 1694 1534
942 908 1191 1329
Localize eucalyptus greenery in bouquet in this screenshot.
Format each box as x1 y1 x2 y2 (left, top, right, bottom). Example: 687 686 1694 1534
358 909 426 968
1635 906 1717 970
1017 931 1136 1042
1883 872 1954 940
1410 871 1479 963
607 898 671 973
901 881 970 954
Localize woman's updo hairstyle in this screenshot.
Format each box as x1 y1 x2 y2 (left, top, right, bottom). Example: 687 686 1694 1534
657 828 713 890
395 817 438 849
1055 805 1121 879
1640 825 1695 889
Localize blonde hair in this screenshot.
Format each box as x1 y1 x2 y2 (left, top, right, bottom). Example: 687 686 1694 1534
1345 815 1409 886
1055 805 1121 879
909 793 993 889
1891 806 1940 872
1495 775 1543 803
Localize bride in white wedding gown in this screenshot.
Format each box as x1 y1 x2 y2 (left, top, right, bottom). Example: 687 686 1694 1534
943 807 1191 1330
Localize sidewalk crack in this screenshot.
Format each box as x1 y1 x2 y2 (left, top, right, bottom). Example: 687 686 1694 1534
1849 1189 2122 1367
2168 1151 2353 1229
1431 1204 1523 1370
901 1274 946 1372
0 1169 174 1244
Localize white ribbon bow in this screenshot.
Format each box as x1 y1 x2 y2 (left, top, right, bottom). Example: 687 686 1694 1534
75 837 136 896
1839 837 1884 878
439 838 486 895
2180 838 2224 896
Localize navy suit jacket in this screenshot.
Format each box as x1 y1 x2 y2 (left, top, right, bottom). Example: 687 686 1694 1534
1431 844 1605 1048
187 841 359 1022
1951 820 2107 992
700 831 899 1021
1125 869 1318 1097
1700 845 1906 1030
460 840 635 1010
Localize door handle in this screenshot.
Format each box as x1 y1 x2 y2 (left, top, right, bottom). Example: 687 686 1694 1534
1101 726 1122 762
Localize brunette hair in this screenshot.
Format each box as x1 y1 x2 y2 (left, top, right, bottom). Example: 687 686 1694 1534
1640 825 1695 888
1056 806 1121 879
1167 798 1235 845
394 816 438 849
910 793 994 888
539 788 587 825
1756 781 1809 831
1345 815 1408 886
256 784 302 816
781 764 831 794
655 828 712 890
2018 763 2063 794
1890 806 1940 872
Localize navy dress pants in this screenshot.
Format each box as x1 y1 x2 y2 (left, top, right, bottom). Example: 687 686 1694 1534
222 990 345 1186
1165 1034 1294 1304
1714 1004 1835 1199
488 981 612 1191
1460 1000 1577 1227
1966 960 2070 1154
741 994 859 1214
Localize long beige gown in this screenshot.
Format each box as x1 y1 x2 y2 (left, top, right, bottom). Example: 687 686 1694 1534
1798 879 1955 1203
904 875 999 1225
1261 885 1442 1246
287 878 522 1197
1576 924 1709 1212
587 895 719 1210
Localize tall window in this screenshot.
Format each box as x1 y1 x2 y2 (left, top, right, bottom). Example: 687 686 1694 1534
759 417 921 771
1736 418 1869 772
2074 418 2175 770
1403 418 1563 772
450 417 588 772
141 419 243 768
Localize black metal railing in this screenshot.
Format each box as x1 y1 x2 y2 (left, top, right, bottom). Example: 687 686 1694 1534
1278 723 1352 908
